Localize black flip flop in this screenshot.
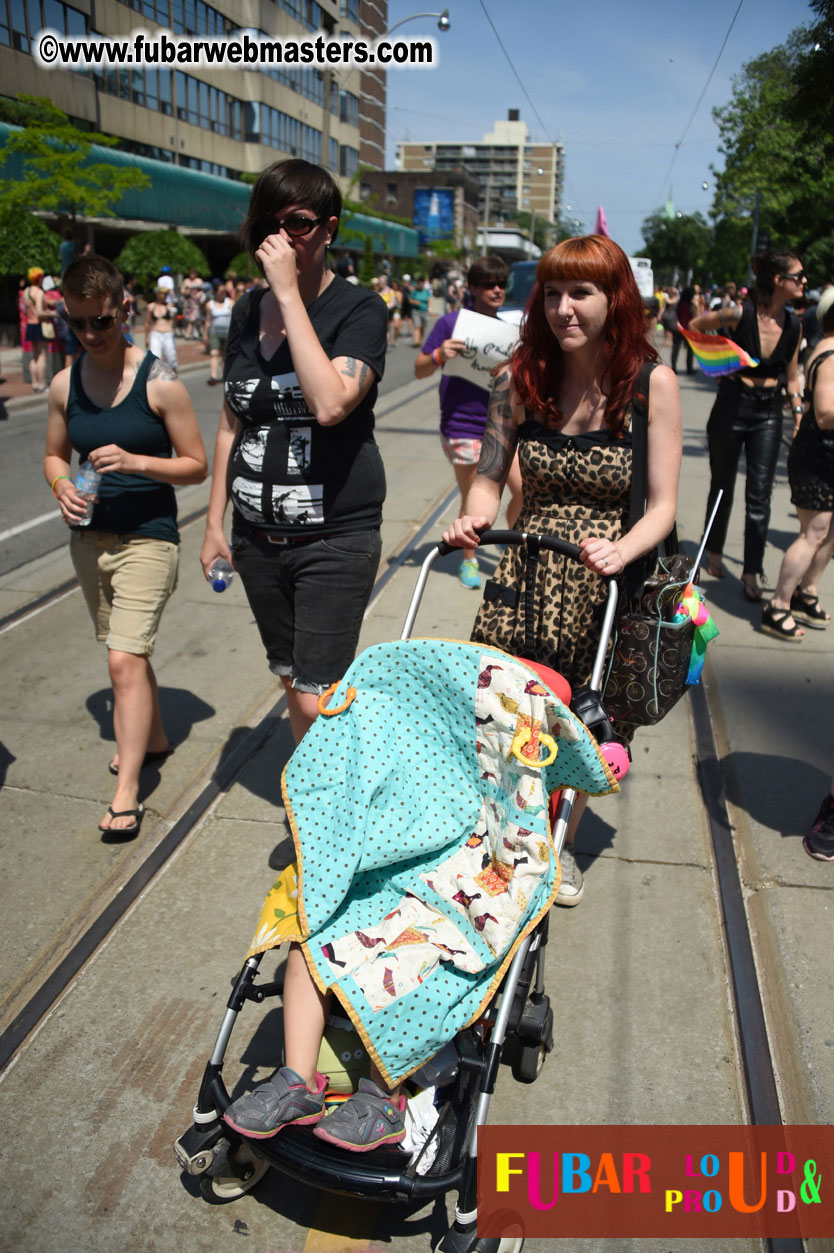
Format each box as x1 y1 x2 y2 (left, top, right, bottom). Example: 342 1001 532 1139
98 803 145 837
108 747 172 776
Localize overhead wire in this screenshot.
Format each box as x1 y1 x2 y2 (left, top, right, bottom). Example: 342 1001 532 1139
476 0 588 223
654 0 745 206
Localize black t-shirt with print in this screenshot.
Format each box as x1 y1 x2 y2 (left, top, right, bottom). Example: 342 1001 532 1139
224 276 387 536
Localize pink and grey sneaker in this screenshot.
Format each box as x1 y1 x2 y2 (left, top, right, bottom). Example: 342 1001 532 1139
804 793 834 861
223 1066 327 1139
313 1077 406 1152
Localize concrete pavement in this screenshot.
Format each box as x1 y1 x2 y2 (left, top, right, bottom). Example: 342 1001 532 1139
0 356 831 1253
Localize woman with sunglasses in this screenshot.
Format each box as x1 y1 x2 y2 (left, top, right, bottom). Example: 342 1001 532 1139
199 159 387 745
43 254 207 837
690 248 805 600
416 255 523 589
442 236 682 905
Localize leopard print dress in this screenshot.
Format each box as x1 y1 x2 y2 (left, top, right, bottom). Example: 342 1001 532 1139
471 414 633 742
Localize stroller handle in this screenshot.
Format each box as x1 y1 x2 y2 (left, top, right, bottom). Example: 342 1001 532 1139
436 529 583 562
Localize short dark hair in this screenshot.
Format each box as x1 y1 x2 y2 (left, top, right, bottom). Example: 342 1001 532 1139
467 255 509 289
62 255 124 306
240 159 342 258
751 248 800 303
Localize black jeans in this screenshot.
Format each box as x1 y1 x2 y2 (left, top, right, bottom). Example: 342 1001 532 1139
705 381 784 576
671 329 694 374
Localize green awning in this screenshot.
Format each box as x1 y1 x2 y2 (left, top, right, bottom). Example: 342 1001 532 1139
0 122 418 255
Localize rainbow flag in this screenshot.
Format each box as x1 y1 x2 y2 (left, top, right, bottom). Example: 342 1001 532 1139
679 327 758 377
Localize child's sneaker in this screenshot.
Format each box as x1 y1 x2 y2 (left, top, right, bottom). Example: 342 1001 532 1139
223 1066 327 1139
555 845 584 906
804 793 834 861
459 557 481 589
313 1077 406 1152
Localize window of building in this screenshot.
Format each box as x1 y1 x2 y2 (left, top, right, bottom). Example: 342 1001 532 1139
339 90 358 127
386 182 397 205
340 144 358 180
3 0 86 50
329 136 339 172
339 0 359 22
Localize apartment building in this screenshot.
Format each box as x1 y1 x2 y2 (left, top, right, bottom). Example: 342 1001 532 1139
397 109 564 237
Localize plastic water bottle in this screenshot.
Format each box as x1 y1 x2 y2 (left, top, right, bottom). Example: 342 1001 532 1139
208 559 234 592
74 460 102 527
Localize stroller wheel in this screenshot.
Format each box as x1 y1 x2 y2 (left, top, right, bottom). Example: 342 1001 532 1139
512 1040 548 1084
199 1139 269 1202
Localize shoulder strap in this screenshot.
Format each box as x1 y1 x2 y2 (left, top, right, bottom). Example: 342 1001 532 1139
625 362 677 599
807 349 834 393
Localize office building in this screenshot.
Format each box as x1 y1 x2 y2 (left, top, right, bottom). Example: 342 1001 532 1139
397 109 564 237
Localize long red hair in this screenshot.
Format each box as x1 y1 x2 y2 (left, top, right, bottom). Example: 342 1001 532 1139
511 235 658 434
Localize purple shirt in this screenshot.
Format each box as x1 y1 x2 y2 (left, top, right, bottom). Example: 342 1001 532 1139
422 311 491 440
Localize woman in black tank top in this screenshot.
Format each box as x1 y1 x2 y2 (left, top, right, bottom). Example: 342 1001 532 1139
763 289 834 640
690 249 805 601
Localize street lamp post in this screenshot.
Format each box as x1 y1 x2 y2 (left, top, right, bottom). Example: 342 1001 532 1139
386 9 450 35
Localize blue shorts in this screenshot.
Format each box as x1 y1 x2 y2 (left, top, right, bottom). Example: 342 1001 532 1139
231 524 381 693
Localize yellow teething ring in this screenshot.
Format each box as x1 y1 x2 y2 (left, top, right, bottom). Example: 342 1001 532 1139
317 683 357 716
510 727 558 768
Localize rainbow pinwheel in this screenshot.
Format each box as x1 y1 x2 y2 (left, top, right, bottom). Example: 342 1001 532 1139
673 584 720 684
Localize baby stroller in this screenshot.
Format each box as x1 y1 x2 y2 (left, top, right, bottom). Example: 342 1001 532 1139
174 532 625 1252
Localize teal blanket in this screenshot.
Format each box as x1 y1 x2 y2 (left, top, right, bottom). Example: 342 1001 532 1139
249 639 618 1087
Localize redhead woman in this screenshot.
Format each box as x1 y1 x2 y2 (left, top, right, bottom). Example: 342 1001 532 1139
443 235 682 905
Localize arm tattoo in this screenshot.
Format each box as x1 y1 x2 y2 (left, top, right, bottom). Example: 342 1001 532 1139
340 356 357 379
148 358 178 382
478 371 518 483
359 361 370 390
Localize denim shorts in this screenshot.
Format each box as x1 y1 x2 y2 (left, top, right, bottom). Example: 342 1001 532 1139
231 524 381 693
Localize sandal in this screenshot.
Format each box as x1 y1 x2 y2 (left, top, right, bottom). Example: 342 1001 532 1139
705 557 725 578
761 603 804 641
790 588 830 627
98 803 145 837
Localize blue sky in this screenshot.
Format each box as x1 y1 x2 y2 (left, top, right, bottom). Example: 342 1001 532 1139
383 0 816 254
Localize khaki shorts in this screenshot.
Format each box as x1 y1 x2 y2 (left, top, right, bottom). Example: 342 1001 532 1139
70 531 179 656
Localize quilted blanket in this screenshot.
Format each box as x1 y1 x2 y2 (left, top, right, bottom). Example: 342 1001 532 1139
246 639 618 1087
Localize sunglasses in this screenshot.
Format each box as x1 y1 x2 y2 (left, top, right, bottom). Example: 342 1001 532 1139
66 313 120 333
260 214 327 241
479 280 507 290
783 269 806 283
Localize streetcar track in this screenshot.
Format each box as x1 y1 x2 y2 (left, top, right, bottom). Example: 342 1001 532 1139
0 480 458 1074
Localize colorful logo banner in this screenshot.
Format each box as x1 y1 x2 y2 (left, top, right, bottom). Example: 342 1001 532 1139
477 1125 833 1239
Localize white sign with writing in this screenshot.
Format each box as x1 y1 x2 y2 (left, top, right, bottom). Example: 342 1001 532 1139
442 309 518 386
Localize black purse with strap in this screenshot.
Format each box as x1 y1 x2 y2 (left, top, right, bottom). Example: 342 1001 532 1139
602 363 696 728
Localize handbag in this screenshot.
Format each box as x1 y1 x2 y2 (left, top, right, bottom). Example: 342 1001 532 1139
41 319 55 341
603 553 695 726
602 364 696 727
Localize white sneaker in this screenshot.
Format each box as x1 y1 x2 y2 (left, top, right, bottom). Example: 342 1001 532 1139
556 845 584 907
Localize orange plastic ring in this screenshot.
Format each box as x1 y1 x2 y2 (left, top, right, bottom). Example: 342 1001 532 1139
317 683 357 716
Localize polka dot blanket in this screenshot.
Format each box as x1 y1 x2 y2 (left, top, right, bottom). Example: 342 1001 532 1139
246 638 618 1087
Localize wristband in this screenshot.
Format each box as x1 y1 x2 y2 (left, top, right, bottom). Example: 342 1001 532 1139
51 475 70 495
789 391 802 400
432 347 442 367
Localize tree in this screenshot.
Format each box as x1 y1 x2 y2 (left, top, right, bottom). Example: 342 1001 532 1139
710 29 834 258
115 230 209 290
0 95 150 223
225 251 260 281
515 211 551 251
640 212 712 283
0 212 61 278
